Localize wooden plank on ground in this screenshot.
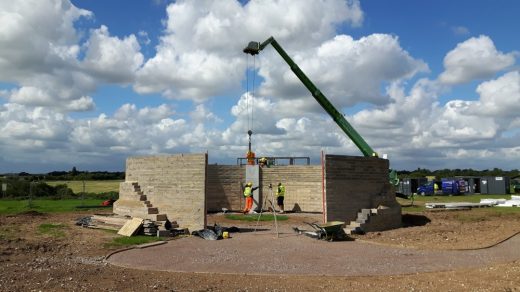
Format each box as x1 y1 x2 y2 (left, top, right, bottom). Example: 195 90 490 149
117 217 143 236
92 215 129 226
87 224 121 231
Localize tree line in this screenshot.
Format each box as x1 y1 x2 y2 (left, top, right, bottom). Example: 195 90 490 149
0 167 122 199
3 167 125 181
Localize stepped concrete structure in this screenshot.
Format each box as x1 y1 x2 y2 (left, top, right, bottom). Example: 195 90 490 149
114 153 401 232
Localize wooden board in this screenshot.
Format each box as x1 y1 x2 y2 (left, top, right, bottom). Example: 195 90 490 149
117 217 143 236
92 215 129 226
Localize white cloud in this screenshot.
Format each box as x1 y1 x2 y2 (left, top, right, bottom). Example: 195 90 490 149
134 0 364 101
0 0 91 82
0 103 72 159
83 25 144 83
438 35 516 85
451 26 470 36
1 0 519 172
258 34 428 114
472 71 520 118
0 0 145 111
0 0 96 110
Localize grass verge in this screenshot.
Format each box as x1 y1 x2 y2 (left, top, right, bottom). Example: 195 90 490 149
38 223 66 237
0 199 106 215
104 235 165 249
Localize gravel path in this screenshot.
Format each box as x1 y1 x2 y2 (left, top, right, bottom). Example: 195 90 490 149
107 225 520 276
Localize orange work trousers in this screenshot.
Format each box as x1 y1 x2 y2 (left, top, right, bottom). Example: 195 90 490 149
243 196 253 213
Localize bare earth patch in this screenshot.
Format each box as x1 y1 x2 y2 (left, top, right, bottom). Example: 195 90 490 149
1 209 519 291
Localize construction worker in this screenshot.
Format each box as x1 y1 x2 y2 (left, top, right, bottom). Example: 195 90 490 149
242 182 258 214
246 150 255 165
258 157 267 167
276 182 285 213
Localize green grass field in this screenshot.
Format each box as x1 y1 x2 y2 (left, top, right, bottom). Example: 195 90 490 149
46 180 122 193
0 199 107 215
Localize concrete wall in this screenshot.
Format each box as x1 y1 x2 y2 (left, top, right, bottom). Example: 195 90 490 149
260 166 323 212
324 155 401 229
114 153 207 231
206 165 244 212
116 153 401 232
205 165 323 212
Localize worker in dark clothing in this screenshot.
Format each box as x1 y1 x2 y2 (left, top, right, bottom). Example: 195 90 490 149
276 182 285 213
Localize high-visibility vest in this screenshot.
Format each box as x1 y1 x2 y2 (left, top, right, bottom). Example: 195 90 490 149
244 186 252 197
276 185 285 197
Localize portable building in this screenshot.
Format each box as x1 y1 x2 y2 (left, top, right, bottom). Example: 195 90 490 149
480 176 510 195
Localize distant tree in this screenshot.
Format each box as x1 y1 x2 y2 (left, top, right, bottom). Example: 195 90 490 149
71 166 78 176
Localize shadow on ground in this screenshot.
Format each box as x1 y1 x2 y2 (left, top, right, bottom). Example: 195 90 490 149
401 214 431 227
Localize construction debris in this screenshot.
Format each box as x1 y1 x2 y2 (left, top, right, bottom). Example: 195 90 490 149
293 221 349 241
191 224 239 240
76 214 130 231
427 196 520 210
142 219 158 236
425 202 494 210
118 217 144 236
481 195 520 207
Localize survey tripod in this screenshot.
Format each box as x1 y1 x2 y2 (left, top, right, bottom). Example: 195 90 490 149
254 183 279 238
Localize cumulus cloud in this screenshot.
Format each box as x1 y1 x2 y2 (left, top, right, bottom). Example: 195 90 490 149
0 101 217 171
0 0 144 111
472 71 520 118
1 0 519 172
259 34 428 114
0 0 91 82
82 25 144 83
0 103 73 168
438 35 516 85
134 0 364 101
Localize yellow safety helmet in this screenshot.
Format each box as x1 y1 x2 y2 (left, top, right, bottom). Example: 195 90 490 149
247 182 252 186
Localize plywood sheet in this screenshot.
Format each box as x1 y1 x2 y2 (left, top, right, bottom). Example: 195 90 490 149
117 217 143 236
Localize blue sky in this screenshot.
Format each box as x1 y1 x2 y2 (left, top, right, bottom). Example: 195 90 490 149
1 0 519 172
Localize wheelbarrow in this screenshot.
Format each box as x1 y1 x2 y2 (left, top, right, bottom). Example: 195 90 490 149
293 221 347 241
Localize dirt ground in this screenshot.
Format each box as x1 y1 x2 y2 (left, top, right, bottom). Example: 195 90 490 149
1 207 520 291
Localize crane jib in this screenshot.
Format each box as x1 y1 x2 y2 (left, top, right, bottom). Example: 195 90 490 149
243 36 378 158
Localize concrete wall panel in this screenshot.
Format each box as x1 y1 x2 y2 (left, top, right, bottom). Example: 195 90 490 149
114 153 207 231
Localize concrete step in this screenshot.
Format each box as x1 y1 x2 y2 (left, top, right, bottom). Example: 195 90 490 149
348 221 361 228
356 218 367 224
147 207 159 214
360 209 371 216
155 214 167 221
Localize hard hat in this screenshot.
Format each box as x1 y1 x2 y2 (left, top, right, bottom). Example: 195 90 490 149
247 182 252 186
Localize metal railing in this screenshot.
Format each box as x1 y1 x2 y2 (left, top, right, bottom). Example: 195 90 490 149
236 156 310 166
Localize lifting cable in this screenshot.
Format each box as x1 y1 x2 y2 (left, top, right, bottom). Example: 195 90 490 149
245 54 256 132
250 55 256 132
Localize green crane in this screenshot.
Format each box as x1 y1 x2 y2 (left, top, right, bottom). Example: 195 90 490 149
243 36 399 185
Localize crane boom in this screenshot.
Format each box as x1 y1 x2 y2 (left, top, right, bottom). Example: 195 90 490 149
244 36 377 157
